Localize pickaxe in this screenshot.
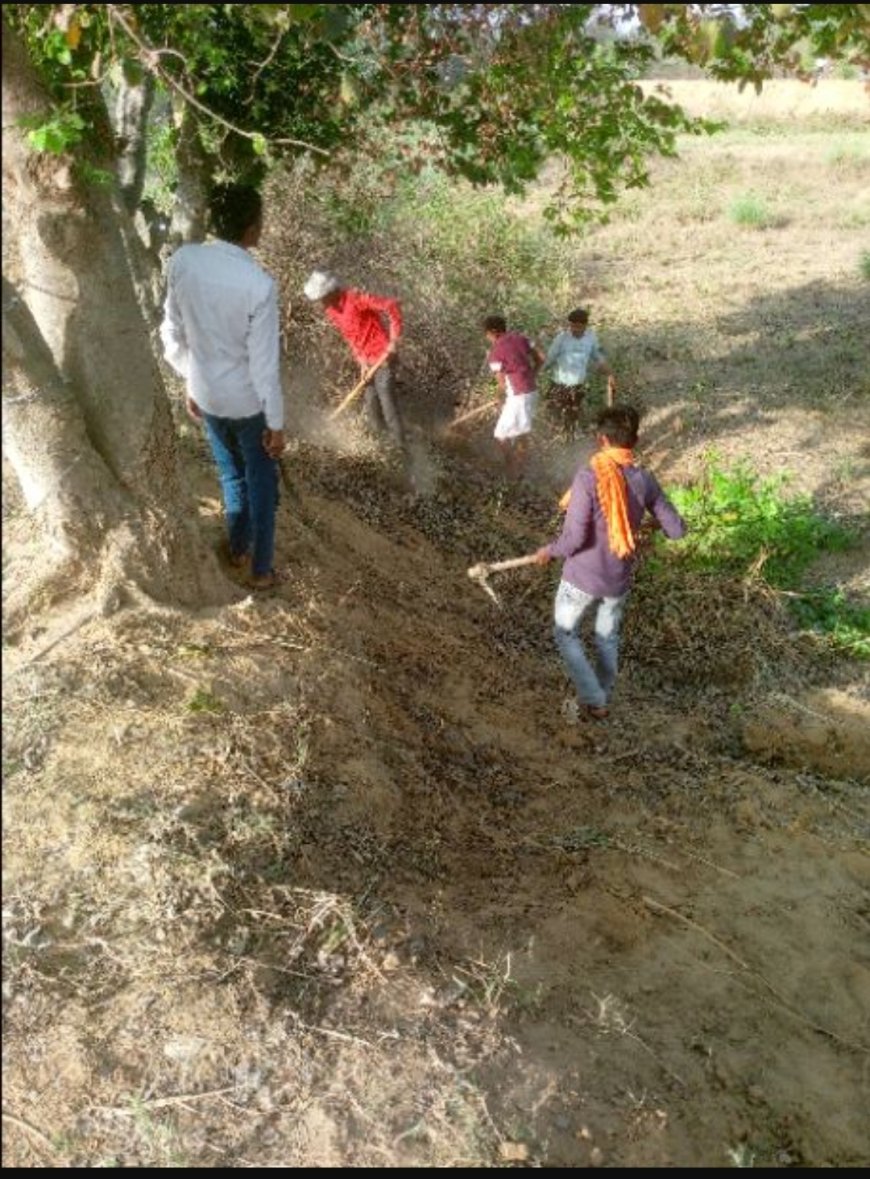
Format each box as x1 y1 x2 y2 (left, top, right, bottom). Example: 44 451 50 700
329 354 389 421
467 554 539 607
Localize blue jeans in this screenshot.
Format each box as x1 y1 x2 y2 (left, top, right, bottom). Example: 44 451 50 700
202 411 278 578
553 580 628 709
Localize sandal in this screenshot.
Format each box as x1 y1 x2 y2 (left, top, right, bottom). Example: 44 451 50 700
585 705 610 721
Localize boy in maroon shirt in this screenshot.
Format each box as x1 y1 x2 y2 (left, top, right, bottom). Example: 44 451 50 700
305 269 406 452
484 315 545 480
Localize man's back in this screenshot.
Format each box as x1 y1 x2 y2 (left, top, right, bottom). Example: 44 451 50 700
488 331 537 395
324 288 402 365
162 241 280 425
552 465 685 598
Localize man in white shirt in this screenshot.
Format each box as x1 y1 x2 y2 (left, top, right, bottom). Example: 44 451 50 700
161 185 285 590
543 308 615 441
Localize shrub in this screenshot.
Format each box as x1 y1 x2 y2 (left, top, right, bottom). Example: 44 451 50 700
266 160 580 418
667 460 867 657
728 193 781 229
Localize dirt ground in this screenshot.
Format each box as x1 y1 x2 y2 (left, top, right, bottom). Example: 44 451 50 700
3 114 870 1169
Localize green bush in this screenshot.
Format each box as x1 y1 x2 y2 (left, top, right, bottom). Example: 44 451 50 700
860 250 870 281
668 460 868 657
144 118 178 216
728 193 781 229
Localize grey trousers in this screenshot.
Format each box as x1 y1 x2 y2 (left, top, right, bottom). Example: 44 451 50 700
363 359 405 450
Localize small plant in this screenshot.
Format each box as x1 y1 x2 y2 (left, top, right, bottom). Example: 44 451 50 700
19 106 85 155
860 250 870 281
454 952 518 1014
668 460 867 657
187 687 223 714
790 589 870 658
727 1143 756 1168
670 460 854 585
550 826 611 852
832 60 859 80
143 118 178 216
728 193 780 229
320 918 351 956
827 143 869 169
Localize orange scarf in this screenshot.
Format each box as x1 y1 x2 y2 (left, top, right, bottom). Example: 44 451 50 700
560 447 636 558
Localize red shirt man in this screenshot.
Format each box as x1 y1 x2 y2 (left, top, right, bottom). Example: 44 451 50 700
304 270 406 454
324 288 403 366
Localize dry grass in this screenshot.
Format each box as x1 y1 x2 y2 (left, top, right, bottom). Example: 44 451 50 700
4 106 870 1169
638 79 870 123
265 114 870 522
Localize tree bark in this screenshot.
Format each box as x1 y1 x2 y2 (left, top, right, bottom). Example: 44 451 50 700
110 67 166 324
2 24 227 611
169 103 210 245
2 277 126 560
114 68 154 214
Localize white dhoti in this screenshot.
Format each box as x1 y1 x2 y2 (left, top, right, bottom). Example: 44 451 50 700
494 390 537 441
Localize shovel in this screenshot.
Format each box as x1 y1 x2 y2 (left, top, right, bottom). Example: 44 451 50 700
329 354 389 421
467 554 540 607
446 399 498 432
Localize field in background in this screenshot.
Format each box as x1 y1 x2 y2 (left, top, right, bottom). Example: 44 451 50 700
640 78 870 121
3 97 870 1169
565 119 869 522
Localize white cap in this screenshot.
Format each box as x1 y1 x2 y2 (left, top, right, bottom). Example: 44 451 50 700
304 269 341 301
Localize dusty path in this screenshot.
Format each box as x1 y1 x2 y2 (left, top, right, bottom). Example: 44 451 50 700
3 432 868 1168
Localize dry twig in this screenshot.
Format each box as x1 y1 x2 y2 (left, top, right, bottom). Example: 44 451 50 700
1 1111 55 1154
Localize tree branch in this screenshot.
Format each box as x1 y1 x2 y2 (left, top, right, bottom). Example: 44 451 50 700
107 7 330 158
246 26 288 102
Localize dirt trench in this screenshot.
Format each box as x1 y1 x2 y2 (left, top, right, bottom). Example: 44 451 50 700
3 421 869 1169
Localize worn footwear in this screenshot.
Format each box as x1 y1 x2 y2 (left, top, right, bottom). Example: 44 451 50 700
561 697 609 724
249 569 291 591
219 540 250 569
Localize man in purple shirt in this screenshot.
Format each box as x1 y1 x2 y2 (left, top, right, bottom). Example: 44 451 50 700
533 406 686 720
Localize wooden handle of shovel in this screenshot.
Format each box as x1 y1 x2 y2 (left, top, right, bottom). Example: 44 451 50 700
468 554 540 579
483 555 541 574
447 400 498 431
329 354 389 421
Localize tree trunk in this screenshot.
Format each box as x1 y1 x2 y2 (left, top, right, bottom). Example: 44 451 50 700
114 68 154 214
3 278 127 558
169 103 210 245
2 25 227 612
109 67 167 325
